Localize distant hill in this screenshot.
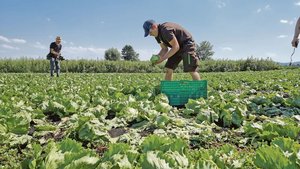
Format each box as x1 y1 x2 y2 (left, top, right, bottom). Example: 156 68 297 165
278 61 300 66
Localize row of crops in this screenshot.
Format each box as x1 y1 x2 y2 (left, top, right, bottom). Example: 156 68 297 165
0 69 300 168
0 58 281 73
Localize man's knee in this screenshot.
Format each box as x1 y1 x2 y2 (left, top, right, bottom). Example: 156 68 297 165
165 68 173 74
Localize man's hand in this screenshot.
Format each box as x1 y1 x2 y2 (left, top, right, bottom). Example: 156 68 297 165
54 52 61 59
154 57 164 65
154 37 180 65
292 38 299 48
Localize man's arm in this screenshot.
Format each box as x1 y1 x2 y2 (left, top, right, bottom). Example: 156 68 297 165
50 48 60 58
292 17 300 47
156 37 180 64
158 43 168 57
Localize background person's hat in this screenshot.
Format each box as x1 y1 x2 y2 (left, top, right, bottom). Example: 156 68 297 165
143 19 155 37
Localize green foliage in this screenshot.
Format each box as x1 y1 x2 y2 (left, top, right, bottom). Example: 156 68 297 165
22 139 100 169
6 113 31 134
241 56 278 71
117 107 139 122
244 117 300 142
104 48 121 61
121 45 139 61
200 57 281 72
190 144 253 168
101 143 139 168
0 69 300 168
196 41 214 60
140 151 172 169
0 57 281 73
254 138 300 169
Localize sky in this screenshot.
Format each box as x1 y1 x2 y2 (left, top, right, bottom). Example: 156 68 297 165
0 0 299 62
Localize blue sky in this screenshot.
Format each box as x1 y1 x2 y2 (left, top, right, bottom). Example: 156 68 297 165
0 0 299 62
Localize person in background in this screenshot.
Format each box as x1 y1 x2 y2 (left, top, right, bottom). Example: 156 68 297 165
291 17 300 48
143 19 200 80
49 36 62 77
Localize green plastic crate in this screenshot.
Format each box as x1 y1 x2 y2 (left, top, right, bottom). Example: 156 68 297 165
160 80 207 106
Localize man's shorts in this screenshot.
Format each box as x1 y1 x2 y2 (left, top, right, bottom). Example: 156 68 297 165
165 42 199 72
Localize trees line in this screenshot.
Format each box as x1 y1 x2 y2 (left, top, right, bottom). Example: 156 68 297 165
104 41 214 61
0 57 281 73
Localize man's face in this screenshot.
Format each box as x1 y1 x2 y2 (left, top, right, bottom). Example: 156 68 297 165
149 25 157 37
56 38 61 44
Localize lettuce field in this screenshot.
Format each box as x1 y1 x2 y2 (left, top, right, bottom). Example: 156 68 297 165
1 69 300 169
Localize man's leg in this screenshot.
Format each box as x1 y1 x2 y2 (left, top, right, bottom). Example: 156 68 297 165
181 41 201 80
189 71 200 80
183 53 200 80
55 60 60 77
165 68 174 80
164 53 182 80
50 58 55 77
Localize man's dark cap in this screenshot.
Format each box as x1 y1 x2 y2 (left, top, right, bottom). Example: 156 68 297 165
143 19 155 37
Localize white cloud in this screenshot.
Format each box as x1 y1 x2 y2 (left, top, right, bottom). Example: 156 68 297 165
295 1 300 6
63 46 107 59
280 19 294 25
1 44 19 50
33 42 47 49
256 8 262 13
64 46 106 53
0 35 10 43
277 35 287 38
221 47 233 51
0 35 26 44
280 20 288 24
264 5 270 10
256 4 271 13
216 1 226 8
11 38 26 44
